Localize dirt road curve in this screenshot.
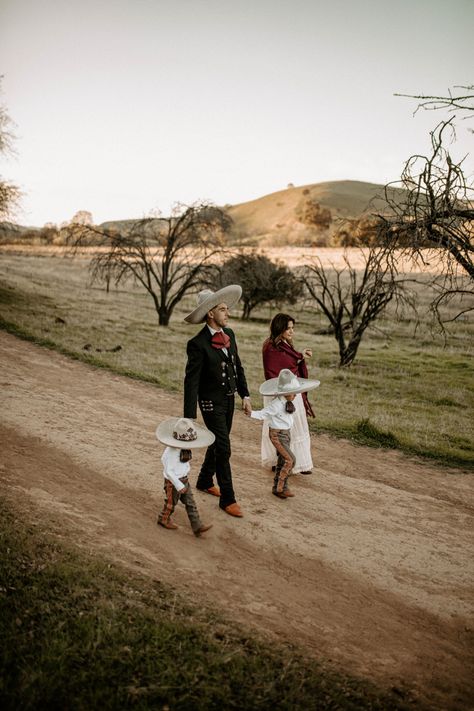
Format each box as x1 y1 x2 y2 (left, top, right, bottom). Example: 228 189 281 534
1 331 473 710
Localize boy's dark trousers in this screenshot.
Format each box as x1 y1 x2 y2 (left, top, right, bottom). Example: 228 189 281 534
269 429 295 494
158 476 202 532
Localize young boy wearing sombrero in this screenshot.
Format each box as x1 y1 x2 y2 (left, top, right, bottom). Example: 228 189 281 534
246 369 320 499
156 417 214 537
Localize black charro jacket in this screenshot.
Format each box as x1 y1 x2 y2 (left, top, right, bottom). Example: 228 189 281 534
183 325 250 419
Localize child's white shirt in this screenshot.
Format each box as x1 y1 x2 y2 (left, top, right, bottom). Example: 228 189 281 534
250 395 293 430
161 446 190 492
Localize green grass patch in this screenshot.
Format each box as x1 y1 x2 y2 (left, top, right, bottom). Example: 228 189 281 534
0 499 414 711
313 420 473 469
431 397 460 408
355 418 401 448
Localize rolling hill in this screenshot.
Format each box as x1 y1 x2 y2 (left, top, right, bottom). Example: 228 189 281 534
0 180 404 247
226 179 404 246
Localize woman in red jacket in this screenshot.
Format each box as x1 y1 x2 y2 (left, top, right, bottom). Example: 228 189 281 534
261 313 315 475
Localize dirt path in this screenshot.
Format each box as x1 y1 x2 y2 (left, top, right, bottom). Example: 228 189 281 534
1 330 473 710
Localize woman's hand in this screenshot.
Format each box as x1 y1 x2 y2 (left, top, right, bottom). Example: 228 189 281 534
303 348 312 359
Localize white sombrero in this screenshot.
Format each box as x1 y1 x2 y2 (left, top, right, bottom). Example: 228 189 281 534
259 368 320 397
184 285 242 324
155 417 215 449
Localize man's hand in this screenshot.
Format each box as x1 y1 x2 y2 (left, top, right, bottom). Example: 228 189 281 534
242 397 252 416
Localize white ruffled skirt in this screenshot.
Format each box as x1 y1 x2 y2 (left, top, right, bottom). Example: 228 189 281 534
260 392 314 473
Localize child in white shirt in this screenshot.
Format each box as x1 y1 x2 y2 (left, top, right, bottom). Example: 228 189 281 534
156 417 214 536
246 369 320 499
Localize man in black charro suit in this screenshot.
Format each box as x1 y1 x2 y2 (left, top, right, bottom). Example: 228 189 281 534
183 285 251 518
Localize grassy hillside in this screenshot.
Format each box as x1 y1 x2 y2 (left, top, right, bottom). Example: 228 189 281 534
227 180 405 246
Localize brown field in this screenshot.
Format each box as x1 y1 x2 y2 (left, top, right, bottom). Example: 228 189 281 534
0 243 447 273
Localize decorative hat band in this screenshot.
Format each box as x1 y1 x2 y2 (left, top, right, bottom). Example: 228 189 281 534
173 427 197 442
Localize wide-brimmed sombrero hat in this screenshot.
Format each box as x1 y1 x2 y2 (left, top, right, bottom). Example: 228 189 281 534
259 368 320 397
184 285 242 324
156 417 215 449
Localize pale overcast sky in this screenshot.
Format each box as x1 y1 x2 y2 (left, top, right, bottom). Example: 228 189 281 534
1 0 473 226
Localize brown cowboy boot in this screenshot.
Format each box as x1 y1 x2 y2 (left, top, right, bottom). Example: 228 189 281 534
158 519 179 530
194 524 213 537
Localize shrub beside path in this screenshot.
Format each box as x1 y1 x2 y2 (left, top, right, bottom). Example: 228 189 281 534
0 330 473 710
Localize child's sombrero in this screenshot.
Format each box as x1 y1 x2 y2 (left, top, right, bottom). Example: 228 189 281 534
259 368 320 397
156 417 215 448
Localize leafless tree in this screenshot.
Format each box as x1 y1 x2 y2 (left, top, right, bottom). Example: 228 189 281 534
0 78 21 219
303 247 410 366
68 202 231 326
379 120 473 275
376 85 474 327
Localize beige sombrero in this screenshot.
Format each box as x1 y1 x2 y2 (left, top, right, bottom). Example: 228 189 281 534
156 417 215 449
184 285 242 324
259 368 320 397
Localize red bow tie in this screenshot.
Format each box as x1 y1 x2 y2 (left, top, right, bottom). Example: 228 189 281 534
211 331 230 349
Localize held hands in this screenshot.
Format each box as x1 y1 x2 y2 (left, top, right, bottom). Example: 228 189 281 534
242 397 252 416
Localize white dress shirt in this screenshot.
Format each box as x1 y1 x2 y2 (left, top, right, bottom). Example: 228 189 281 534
161 446 190 492
250 396 294 430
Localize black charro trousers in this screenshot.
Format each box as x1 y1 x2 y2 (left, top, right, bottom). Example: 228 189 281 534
197 395 236 509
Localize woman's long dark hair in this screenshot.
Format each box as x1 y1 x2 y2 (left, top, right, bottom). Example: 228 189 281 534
269 313 295 346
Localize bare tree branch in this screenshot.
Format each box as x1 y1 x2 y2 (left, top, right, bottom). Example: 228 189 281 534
395 85 474 117
376 113 473 329
303 247 412 366
66 202 231 326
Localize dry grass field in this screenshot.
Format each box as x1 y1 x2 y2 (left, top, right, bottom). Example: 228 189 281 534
0 246 472 466
0 242 448 271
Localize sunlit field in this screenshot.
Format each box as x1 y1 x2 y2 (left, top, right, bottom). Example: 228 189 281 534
0 250 473 467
